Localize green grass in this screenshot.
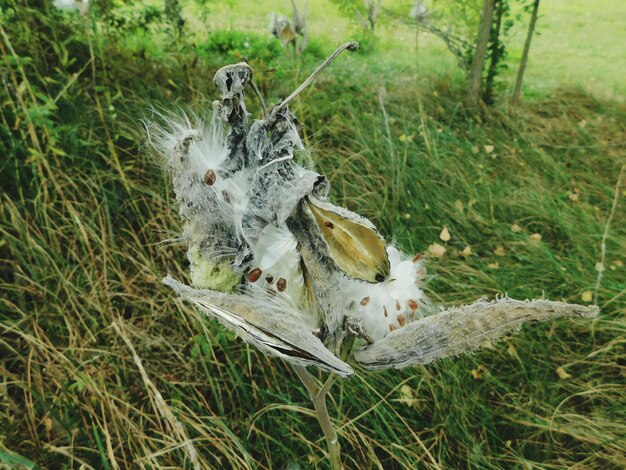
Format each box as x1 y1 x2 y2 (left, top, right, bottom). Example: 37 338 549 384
1 2 625 469
205 0 626 101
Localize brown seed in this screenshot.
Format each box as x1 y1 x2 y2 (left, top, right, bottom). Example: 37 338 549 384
360 297 370 307
222 190 232 204
324 221 334 229
412 254 422 263
383 306 388 317
407 299 419 312
265 275 274 284
276 278 287 292
389 324 398 332
396 300 401 311
247 268 262 282
397 314 406 327
203 169 217 186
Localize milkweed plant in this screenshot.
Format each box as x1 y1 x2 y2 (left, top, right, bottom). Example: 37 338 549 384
148 42 598 468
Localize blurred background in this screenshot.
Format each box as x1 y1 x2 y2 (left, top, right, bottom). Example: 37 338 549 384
1 1 624 468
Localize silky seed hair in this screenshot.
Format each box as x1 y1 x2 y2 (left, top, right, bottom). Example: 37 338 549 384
153 49 598 376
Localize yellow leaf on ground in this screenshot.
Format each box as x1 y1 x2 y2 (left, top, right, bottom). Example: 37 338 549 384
484 145 495 153
581 291 593 302
439 226 451 242
494 246 506 257
530 233 542 241
396 384 418 407
43 417 53 433
556 366 572 380
428 243 447 258
488 262 499 269
511 223 522 233
462 245 472 256
507 343 518 357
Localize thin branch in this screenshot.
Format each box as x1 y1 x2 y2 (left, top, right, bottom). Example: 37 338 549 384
513 0 540 105
377 88 395 163
273 41 358 116
249 79 268 118
594 164 625 304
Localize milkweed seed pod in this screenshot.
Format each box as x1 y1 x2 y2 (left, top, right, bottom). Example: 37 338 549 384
150 51 598 377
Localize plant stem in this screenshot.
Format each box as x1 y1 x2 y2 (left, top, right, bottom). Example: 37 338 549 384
273 41 358 117
293 365 341 469
594 164 625 304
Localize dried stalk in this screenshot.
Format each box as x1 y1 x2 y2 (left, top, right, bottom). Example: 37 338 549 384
594 164 625 304
293 366 341 469
272 41 358 116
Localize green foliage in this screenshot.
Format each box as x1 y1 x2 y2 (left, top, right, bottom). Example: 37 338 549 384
330 0 383 41
412 0 541 103
98 4 164 37
431 0 483 39
196 29 283 64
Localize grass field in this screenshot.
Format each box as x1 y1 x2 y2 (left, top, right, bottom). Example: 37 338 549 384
1 1 625 469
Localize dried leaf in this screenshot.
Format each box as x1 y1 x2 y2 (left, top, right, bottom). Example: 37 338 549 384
471 364 490 379
511 223 522 233
462 245 472 256
43 417 53 433
484 145 495 153
530 233 542 241
494 246 506 257
555 366 572 380
439 226 451 242
507 343 518 357
428 243 447 258
395 384 418 407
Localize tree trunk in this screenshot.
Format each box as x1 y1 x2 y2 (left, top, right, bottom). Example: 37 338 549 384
512 0 540 105
483 0 504 105
467 0 496 107
291 0 307 54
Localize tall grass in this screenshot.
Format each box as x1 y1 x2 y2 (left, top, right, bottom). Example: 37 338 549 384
1 3 624 469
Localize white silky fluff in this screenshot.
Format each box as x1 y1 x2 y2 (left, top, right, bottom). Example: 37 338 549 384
342 246 428 340
149 111 228 175
147 111 255 244
246 224 315 328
